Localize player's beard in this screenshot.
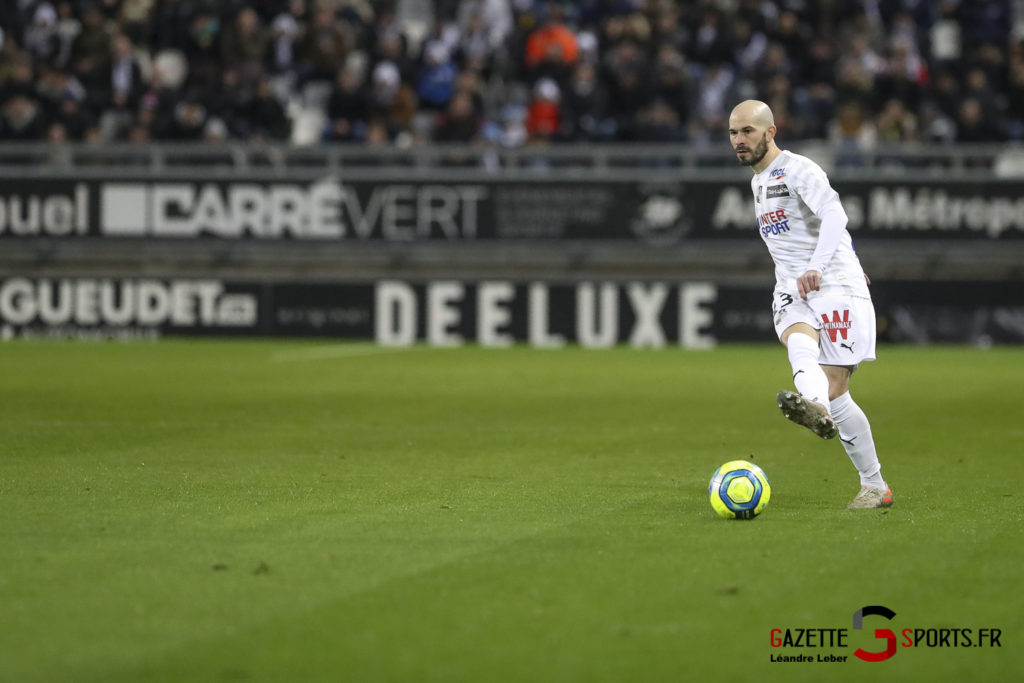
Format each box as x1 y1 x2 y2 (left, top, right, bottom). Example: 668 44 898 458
736 133 769 167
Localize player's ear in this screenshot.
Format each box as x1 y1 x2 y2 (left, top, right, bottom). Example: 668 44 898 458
766 124 777 141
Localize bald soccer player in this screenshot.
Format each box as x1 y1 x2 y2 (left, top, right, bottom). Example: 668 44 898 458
727 99 893 509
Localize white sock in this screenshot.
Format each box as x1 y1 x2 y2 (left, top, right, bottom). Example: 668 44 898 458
830 391 886 489
786 333 831 412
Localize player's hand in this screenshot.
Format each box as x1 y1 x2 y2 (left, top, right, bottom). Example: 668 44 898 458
797 270 822 299
864 273 871 286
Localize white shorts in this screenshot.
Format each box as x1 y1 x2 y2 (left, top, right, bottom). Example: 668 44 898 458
771 290 877 367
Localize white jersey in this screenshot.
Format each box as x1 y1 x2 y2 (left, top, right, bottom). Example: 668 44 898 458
750 150 869 300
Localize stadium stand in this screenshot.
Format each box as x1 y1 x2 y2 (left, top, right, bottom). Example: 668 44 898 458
1 0 1022 148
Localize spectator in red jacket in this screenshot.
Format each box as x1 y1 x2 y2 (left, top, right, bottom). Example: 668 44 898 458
526 77 560 139
524 2 578 77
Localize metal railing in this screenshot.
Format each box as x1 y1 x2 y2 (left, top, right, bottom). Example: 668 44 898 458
2 142 1023 180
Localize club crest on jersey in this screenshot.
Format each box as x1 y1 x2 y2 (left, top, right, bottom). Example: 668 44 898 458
770 168 787 180
821 309 852 342
766 184 790 199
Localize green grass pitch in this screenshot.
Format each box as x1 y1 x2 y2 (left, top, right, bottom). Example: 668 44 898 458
1 340 1021 682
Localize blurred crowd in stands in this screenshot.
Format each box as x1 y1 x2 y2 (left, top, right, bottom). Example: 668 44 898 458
0 0 1022 150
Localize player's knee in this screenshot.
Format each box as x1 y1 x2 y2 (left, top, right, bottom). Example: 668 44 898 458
822 365 852 400
827 376 850 400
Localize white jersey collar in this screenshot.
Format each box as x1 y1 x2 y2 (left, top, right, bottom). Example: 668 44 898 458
755 150 790 178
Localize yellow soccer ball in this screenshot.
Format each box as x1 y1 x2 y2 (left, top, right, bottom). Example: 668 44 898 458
708 460 771 519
